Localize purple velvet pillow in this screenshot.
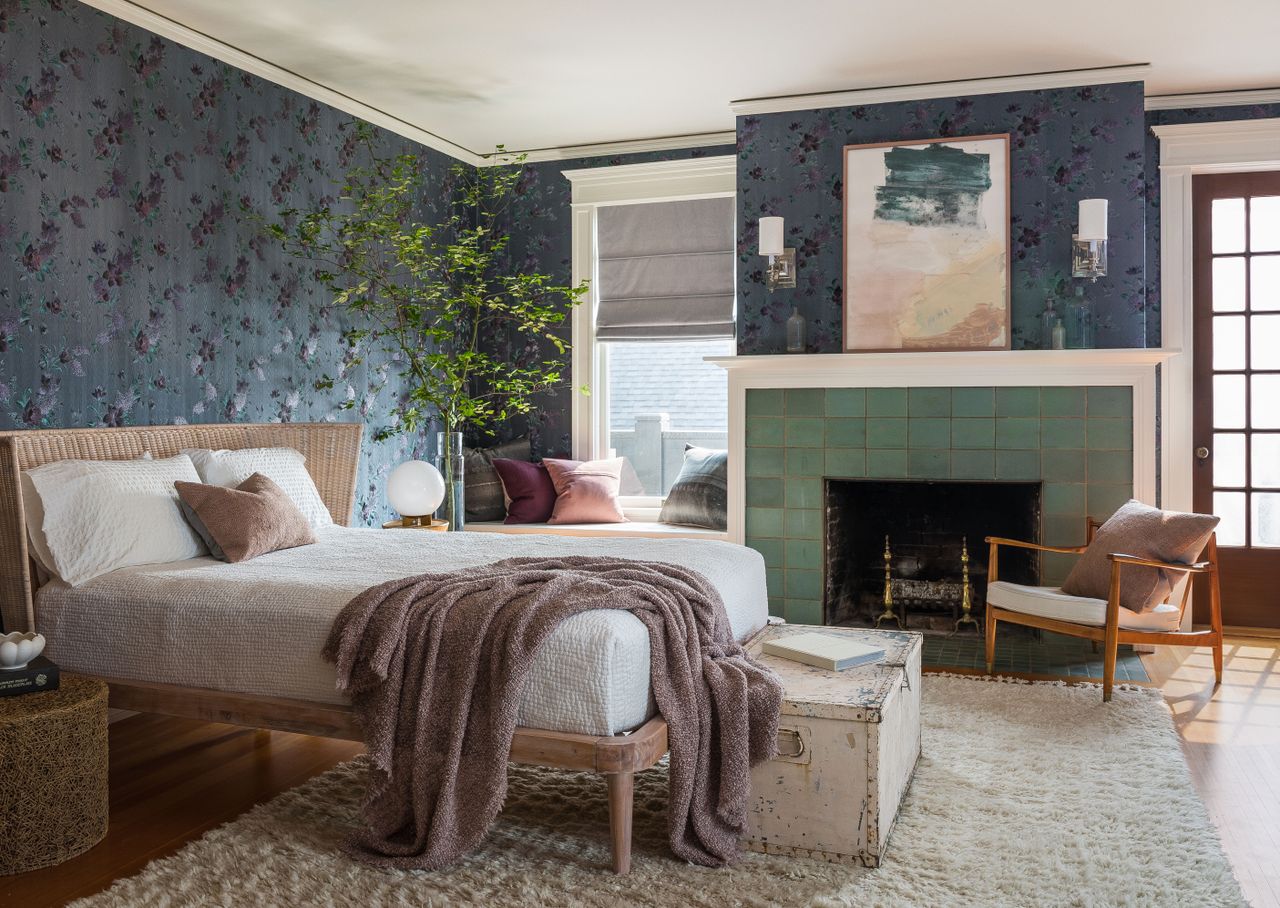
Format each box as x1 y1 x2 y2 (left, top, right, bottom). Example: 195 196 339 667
492 458 557 524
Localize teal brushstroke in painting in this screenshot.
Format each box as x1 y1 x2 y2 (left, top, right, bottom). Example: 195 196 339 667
874 144 991 228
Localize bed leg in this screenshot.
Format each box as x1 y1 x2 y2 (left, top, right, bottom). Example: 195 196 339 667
606 771 634 874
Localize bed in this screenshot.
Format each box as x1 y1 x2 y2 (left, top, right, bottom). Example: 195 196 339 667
0 422 768 874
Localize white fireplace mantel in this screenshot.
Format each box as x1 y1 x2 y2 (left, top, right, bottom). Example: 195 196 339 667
710 348 1178 545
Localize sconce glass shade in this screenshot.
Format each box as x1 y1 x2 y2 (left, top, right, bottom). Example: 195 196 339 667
758 216 785 257
387 460 445 518
1077 199 1108 241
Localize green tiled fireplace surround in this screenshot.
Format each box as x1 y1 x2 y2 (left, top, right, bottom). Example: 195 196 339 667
745 386 1134 623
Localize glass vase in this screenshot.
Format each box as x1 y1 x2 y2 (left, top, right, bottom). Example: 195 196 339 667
435 431 465 531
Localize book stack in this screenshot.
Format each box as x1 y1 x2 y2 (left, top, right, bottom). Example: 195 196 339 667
0 656 61 698
762 632 885 672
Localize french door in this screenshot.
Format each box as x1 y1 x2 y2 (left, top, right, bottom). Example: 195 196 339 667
1192 171 1280 628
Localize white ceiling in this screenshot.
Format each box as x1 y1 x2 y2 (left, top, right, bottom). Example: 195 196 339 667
100 0 1279 155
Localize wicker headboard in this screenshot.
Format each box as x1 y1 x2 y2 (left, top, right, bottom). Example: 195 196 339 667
0 422 363 633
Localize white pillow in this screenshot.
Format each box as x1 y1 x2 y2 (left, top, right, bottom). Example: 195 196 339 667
25 454 207 586
181 447 333 528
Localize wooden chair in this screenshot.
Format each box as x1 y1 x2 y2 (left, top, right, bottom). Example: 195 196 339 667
984 518 1224 701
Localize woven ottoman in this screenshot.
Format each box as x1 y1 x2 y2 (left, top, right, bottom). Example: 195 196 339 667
0 675 109 874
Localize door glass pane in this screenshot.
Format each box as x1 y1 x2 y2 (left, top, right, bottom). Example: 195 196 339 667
1251 196 1280 253
1254 255 1280 311
1213 316 1246 370
1213 433 1247 487
1214 374 1247 428
1212 257 1246 311
1253 492 1280 547
1253 315 1280 369
1214 491 1247 546
1213 198 1246 253
1254 375 1280 429
1252 435 1280 488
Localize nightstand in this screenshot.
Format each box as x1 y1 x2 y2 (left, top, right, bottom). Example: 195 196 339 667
382 518 449 532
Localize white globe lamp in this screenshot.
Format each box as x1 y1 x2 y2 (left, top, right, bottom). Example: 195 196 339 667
387 460 446 528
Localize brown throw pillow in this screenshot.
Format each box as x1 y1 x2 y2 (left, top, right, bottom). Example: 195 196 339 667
1061 500 1219 612
175 473 317 563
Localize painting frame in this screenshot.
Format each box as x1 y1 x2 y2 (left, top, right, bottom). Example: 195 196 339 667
842 133 1012 353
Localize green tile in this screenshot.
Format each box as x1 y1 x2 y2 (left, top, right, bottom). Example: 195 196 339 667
909 417 951 449
746 389 783 417
1087 483 1133 521
952 387 995 417
1088 386 1132 418
747 416 783 446
1043 515 1087 547
785 569 822 600
787 447 825 477
784 388 825 416
1041 387 1086 417
867 449 908 478
1087 450 1133 483
786 599 823 626
867 387 908 417
785 417 824 447
951 450 995 480
825 388 866 417
746 447 785 477
1041 552 1079 587
1087 418 1132 450
784 508 822 539
768 596 785 618
1042 449 1087 482
786 539 822 568
996 450 1040 480
909 387 951 417
997 387 1040 417
996 417 1040 449
746 477 784 508
749 537 785 569
951 418 995 449
826 417 867 448
908 450 949 478
1041 418 1086 450
766 568 783 597
867 418 907 448
746 507 784 537
1044 482 1087 516
785 476 823 509
825 448 866 478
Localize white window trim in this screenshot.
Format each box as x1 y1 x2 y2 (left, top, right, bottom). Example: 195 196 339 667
563 156 737 509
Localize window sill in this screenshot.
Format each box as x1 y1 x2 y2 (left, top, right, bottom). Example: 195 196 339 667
465 520 728 541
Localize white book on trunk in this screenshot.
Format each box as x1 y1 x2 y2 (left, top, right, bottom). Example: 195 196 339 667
762 632 886 672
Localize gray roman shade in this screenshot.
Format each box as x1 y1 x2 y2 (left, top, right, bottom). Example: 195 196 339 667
595 197 735 341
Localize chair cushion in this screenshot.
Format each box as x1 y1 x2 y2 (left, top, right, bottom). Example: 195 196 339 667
987 581 1181 632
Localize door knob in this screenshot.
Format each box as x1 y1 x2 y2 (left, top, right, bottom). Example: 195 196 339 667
1195 446 1210 460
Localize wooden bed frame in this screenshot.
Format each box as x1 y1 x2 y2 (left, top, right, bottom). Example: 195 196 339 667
0 423 667 874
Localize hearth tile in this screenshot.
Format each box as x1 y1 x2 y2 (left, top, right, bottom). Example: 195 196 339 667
785 599 823 626
1044 482 1087 516
785 418 824 447
867 449 908 477
766 569 783 597
1041 418 1086 449
825 388 866 417
746 507 784 537
1086 417 1132 450
747 477 784 508
1042 387 1087 417
951 418 995 449
950 450 995 479
867 387 908 417
747 389 783 417
995 450 1040 480
952 387 995 417
1087 450 1133 481
867 418 908 448
786 538 821 566
747 447 785 477
1087 386 1133 418
909 387 951 417
826 417 867 448
784 508 821 539
1087 483 1133 519
750 537 785 568
1042 449 1087 482
908 418 951 449
785 569 822 600
768 597 784 617
996 417 1040 449
786 477 823 509
908 450 949 478
824 449 866 478
1044 515 1088 547
747 416 783 446
787 447 825 477
997 387 1041 417
1041 552 1077 585
784 388 825 416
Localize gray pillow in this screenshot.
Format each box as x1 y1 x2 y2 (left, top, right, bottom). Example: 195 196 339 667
464 438 531 522
1061 499 1219 613
659 446 727 531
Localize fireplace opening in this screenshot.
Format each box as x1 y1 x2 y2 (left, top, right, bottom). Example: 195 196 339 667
824 479 1042 629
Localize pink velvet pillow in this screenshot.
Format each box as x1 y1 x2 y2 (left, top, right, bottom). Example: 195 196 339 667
543 458 628 525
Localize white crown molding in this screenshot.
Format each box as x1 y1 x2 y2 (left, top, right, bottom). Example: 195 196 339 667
729 64 1151 117
1152 119 1280 170
562 156 736 205
1144 88 1280 111
498 132 736 166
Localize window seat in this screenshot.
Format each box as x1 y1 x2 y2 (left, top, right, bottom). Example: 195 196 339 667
466 520 728 541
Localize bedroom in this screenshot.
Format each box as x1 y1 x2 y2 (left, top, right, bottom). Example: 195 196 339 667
1 0 1278 904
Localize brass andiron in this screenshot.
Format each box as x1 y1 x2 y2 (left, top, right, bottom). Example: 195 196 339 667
874 535 904 630
954 536 980 633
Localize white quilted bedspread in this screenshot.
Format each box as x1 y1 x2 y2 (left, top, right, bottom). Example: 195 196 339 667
36 526 768 736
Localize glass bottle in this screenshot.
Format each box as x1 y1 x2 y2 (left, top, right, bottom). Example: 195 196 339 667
786 306 806 354
1069 287 1095 349
1051 318 1066 350
1040 298 1059 350
434 430 465 531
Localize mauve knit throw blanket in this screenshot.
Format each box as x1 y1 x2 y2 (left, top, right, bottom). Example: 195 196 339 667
323 556 783 871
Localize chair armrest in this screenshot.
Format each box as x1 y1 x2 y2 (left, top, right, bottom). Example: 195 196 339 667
985 536 1088 555
1106 552 1214 574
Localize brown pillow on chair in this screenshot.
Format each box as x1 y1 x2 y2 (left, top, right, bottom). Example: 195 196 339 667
175 473 317 563
1061 499 1219 613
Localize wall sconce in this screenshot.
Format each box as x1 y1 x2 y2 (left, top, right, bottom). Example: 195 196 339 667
1072 199 1108 282
758 216 796 291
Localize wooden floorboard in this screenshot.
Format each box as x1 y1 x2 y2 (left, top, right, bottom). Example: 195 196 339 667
5 640 1277 907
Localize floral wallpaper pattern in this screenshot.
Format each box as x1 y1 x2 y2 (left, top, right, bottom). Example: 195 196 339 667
0 0 455 524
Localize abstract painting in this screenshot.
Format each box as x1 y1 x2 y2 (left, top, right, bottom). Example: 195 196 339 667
843 134 1010 352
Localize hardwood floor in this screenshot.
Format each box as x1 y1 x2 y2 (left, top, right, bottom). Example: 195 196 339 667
5 639 1277 907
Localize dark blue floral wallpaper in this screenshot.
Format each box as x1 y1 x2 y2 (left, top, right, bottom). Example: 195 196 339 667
736 82 1149 353
0 0 455 524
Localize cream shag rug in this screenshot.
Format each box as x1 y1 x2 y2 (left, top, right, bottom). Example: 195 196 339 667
74 677 1244 908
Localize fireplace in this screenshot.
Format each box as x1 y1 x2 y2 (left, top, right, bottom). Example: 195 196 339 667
824 479 1042 629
